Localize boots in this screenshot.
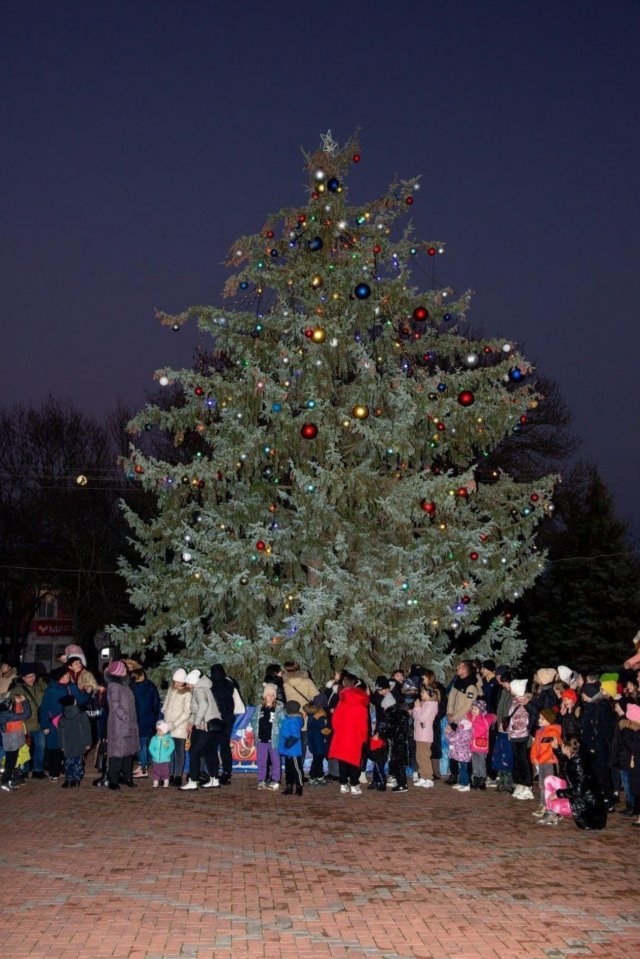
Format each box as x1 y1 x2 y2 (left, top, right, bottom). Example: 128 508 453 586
470 776 479 789
295 785 303 796
477 778 486 791
283 784 293 795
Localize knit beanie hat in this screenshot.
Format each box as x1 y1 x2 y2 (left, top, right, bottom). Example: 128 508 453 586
184 669 201 685
557 665 577 685
495 665 510 678
560 688 578 704
312 693 328 708
172 668 188 683
534 668 557 686
540 708 557 725
62 644 87 666
626 703 640 723
285 700 301 714
375 675 390 690
600 673 618 697
582 681 601 698
18 662 37 677
156 720 170 734
482 659 496 672
471 698 487 713
106 660 127 678
510 679 527 697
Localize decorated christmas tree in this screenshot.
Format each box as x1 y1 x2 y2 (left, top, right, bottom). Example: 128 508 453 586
114 132 556 684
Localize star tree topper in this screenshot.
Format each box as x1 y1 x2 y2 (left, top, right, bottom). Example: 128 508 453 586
320 129 339 155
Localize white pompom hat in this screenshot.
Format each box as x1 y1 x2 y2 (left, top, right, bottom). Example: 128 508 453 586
172 668 188 682
510 679 527 697
184 669 201 685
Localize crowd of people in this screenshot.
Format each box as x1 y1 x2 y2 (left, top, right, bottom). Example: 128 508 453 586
1 639 640 832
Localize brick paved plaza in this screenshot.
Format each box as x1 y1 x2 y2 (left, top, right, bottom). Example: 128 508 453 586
0 776 638 959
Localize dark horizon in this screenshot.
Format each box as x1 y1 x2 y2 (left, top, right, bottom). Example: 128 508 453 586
2 1 639 527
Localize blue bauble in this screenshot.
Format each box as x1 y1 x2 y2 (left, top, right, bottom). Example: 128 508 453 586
509 367 524 382
354 283 371 300
271 402 282 413
270 248 279 258
443 313 452 322
327 177 340 192
239 281 249 290
437 383 447 392
308 236 323 252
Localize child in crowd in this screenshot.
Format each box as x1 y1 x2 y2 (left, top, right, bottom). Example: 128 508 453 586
412 684 439 787
305 693 331 784
58 694 92 788
278 701 304 796
0 694 31 792
446 716 473 792
469 698 496 790
149 720 176 788
385 694 411 793
251 683 283 790
547 736 607 830
507 680 534 800
529 708 562 821
613 703 640 823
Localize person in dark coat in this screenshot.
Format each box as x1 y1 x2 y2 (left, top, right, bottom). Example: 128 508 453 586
209 664 240 785
39 667 90 781
105 661 140 790
549 736 607 830
57 694 92 787
580 679 617 810
130 668 161 777
263 664 286 705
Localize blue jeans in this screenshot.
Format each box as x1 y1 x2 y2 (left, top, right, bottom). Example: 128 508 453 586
30 730 46 773
458 761 470 786
620 770 632 806
138 737 150 769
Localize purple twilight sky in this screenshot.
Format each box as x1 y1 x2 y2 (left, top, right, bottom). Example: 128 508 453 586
1 1 639 526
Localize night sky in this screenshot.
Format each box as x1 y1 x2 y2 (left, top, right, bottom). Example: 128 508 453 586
2 1 639 525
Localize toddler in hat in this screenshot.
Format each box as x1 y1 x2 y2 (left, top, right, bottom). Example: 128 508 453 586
148 720 175 788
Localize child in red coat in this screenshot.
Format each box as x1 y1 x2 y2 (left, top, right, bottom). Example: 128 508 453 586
469 698 496 790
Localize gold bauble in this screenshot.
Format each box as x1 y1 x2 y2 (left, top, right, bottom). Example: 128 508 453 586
310 274 323 288
311 327 327 343
352 404 370 420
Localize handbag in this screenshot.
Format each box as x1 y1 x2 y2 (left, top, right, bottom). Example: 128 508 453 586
207 717 224 733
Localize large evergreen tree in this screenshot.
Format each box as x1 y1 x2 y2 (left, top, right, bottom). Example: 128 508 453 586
519 463 640 671
113 133 555 682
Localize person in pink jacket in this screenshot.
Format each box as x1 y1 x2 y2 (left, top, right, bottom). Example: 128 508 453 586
469 698 497 790
412 686 439 787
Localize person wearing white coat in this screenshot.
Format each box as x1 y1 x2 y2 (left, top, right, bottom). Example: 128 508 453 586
162 668 192 786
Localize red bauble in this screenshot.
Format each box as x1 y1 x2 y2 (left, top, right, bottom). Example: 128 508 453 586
405 196 414 205
520 415 528 424
483 346 493 354
266 230 274 239
301 423 318 439
436 422 446 432
457 390 475 407
462 595 471 604
427 247 437 256
197 479 205 489
297 214 306 223
469 551 479 561
194 387 204 396
304 328 314 338
457 487 468 498
256 540 266 551
373 244 382 254
530 493 539 502
479 533 488 542
420 499 437 515
134 464 144 474
413 306 429 322
352 153 361 163
311 191 320 200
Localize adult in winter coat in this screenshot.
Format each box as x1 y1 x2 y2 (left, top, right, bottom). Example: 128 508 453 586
105 661 140 790
283 661 320 751
529 668 559 727
181 672 221 790
446 661 480 725
209 664 242 785
57 695 92 786
614 703 640 819
580 679 617 809
328 676 369 792
550 736 608 830
39 667 90 780
10 663 48 777
130 668 161 777
162 668 192 785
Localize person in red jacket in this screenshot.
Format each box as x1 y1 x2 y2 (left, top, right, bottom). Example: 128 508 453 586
328 675 370 796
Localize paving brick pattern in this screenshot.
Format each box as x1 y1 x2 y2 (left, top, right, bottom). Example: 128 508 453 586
0 777 638 959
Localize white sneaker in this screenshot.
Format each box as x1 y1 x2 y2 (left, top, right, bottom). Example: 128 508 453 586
152 781 159 788
257 781 267 790
202 777 220 788
485 779 498 788
415 778 427 787
512 785 524 798
452 783 464 791
423 779 434 788
340 784 350 793
359 772 368 784
180 780 198 790
456 784 471 792
268 781 280 790
350 785 362 795
387 776 397 788
517 786 535 800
